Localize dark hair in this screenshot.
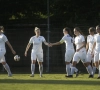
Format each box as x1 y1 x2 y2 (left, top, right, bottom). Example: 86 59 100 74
74 27 83 35
89 27 95 32
64 27 73 37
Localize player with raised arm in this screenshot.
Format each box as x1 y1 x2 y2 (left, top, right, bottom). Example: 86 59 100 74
24 27 49 77
86 27 96 76
50 27 75 77
0 26 16 77
71 27 93 78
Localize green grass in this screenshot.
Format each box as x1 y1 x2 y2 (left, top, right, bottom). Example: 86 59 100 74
0 73 100 90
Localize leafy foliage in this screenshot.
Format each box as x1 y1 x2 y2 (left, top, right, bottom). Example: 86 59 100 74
0 0 100 24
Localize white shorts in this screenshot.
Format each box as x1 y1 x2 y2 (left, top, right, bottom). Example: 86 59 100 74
65 49 75 62
87 51 94 63
73 50 87 63
0 48 6 63
31 50 43 62
94 51 100 62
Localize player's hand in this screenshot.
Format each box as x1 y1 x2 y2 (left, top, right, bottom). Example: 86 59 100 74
92 54 94 58
91 51 94 58
48 43 52 47
47 43 51 47
24 52 27 57
91 51 93 55
49 43 53 47
76 49 80 52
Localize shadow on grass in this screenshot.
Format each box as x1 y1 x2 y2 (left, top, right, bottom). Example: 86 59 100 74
0 79 100 85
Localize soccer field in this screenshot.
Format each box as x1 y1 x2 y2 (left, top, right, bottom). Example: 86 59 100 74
0 74 100 90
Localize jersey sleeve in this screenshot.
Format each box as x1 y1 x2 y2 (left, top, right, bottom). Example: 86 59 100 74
42 36 46 42
29 37 33 44
60 36 65 43
3 35 8 42
81 35 85 42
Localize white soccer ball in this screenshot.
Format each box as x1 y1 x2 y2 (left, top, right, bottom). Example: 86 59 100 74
14 55 20 61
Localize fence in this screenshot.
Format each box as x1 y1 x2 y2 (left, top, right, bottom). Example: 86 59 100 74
0 24 92 73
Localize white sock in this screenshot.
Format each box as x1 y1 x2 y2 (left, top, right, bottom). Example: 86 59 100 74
71 67 75 75
74 67 78 73
3 63 12 75
39 64 43 76
66 64 71 75
98 65 100 77
93 66 96 75
31 64 35 75
86 65 93 75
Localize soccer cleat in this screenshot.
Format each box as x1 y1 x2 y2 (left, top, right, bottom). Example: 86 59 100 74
88 75 93 78
97 76 100 79
8 74 12 77
76 70 79 77
65 75 73 78
40 75 43 77
30 74 34 77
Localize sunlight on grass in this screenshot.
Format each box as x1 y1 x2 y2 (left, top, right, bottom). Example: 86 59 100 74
0 74 100 90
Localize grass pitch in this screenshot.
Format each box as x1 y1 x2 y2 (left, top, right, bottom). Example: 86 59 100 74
0 73 100 90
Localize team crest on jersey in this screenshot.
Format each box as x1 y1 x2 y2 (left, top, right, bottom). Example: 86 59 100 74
66 34 70 37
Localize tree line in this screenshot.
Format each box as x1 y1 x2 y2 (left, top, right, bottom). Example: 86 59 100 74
0 0 100 26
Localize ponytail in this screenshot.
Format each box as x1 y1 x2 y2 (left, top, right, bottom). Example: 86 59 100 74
74 27 84 35
64 27 73 37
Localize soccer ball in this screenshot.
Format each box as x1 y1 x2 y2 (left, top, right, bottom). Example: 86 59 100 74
14 55 20 61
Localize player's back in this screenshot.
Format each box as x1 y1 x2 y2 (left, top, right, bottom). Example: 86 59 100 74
64 34 74 50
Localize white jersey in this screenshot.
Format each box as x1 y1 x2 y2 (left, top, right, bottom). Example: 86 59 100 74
75 34 86 51
87 34 95 52
29 36 46 52
60 34 74 50
0 34 8 52
94 33 100 52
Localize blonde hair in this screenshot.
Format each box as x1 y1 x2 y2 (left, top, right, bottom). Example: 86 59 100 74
34 27 40 31
0 26 4 33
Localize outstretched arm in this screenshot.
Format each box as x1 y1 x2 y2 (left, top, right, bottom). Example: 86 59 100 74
6 41 16 55
44 41 49 46
25 43 31 57
50 39 64 46
50 42 62 46
44 41 62 47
